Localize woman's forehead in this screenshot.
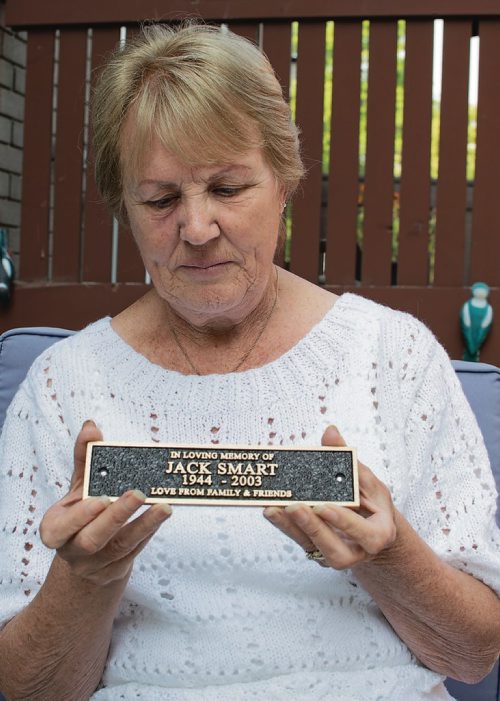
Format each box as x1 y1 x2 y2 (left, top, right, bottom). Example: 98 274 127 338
124 136 270 189
120 107 264 180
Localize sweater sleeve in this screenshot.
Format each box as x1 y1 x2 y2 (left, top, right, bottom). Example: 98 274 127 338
401 333 500 594
0 353 75 630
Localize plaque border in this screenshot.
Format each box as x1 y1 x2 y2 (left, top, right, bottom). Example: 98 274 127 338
84 441 360 507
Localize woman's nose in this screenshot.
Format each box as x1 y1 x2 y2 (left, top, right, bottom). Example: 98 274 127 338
178 196 220 246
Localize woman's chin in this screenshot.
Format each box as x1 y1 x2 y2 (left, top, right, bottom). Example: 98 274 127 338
150 269 271 330
161 291 250 330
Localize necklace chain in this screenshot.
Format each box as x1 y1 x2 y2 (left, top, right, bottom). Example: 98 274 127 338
168 269 279 375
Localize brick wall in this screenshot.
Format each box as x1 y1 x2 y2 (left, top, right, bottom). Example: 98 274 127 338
0 0 25 272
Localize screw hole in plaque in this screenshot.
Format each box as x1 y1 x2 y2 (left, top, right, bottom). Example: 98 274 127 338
99 468 108 477
335 473 345 483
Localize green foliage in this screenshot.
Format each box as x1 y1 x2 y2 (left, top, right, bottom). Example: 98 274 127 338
322 22 334 173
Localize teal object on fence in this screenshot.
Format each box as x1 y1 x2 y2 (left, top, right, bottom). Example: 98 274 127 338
0 229 14 305
460 282 493 362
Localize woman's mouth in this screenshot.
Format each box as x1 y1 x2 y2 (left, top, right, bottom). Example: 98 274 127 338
178 260 234 276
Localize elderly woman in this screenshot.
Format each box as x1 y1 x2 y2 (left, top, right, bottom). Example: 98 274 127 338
0 22 498 701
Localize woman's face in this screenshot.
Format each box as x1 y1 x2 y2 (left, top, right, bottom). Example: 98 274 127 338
123 137 284 329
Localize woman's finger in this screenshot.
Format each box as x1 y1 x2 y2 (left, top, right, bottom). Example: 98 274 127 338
313 503 396 556
67 504 172 580
321 424 347 448
85 530 158 585
60 490 147 558
285 503 366 568
265 428 397 568
71 420 103 491
97 503 172 564
264 426 352 550
263 506 316 552
40 495 111 549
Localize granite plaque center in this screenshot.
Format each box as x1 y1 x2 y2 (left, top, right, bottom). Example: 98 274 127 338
84 442 359 506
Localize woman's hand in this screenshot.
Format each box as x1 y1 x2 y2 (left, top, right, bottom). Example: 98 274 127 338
40 420 172 586
264 425 397 569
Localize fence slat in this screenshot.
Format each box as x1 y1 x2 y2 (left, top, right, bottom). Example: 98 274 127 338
362 20 398 285
290 21 326 282
19 30 55 281
324 20 362 286
470 20 500 286
52 28 87 282
433 20 470 286
228 22 260 44
397 20 433 285
262 22 291 102
82 27 119 282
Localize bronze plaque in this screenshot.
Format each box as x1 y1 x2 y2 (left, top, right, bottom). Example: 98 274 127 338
84 442 359 507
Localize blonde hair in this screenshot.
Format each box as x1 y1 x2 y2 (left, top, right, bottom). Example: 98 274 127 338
92 22 304 220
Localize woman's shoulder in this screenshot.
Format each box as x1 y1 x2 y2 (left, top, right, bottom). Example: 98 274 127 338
281 272 441 369
332 292 439 353
284 272 434 346
24 317 115 391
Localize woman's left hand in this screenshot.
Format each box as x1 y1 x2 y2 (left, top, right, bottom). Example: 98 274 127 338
264 426 398 569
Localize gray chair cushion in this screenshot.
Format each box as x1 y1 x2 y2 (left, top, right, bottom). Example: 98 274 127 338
0 326 74 433
452 360 500 526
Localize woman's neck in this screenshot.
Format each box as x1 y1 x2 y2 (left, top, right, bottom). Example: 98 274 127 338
112 268 337 375
165 269 278 374
165 268 278 340
146 267 280 374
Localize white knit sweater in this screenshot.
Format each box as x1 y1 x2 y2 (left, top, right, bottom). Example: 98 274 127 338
0 294 498 700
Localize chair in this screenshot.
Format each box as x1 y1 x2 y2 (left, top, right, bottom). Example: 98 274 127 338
0 327 75 432
0 327 498 701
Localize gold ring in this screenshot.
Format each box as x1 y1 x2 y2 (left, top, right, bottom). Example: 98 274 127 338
306 549 327 564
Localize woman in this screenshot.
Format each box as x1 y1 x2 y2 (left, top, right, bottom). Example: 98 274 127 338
0 22 498 701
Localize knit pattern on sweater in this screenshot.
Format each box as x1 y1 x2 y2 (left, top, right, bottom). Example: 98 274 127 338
0 293 498 700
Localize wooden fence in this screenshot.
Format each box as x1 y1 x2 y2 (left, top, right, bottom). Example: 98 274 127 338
4 0 500 362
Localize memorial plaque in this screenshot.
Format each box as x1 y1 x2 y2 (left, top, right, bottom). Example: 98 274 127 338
84 442 359 507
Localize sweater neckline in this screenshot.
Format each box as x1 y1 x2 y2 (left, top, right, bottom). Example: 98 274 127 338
96 292 362 383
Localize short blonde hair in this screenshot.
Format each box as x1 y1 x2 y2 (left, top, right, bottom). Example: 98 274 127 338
92 22 304 220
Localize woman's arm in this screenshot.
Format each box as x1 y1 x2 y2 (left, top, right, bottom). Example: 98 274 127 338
353 511 500 683
264 426 500 683
0 422 171 700
1 555 128 700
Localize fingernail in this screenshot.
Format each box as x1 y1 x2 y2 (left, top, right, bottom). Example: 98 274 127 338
126 490 147 505
263 507 279 520
285 503 309 526
87 495 110 513
313 503 338 523
82 419 96 429
157 503 172 516
285 502 306 513
312 502 327 513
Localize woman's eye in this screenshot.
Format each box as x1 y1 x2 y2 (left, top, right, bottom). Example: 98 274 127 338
146 196 177 210
213 186 243 198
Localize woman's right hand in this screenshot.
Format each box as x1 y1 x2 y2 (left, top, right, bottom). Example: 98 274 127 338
39 420 172 586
